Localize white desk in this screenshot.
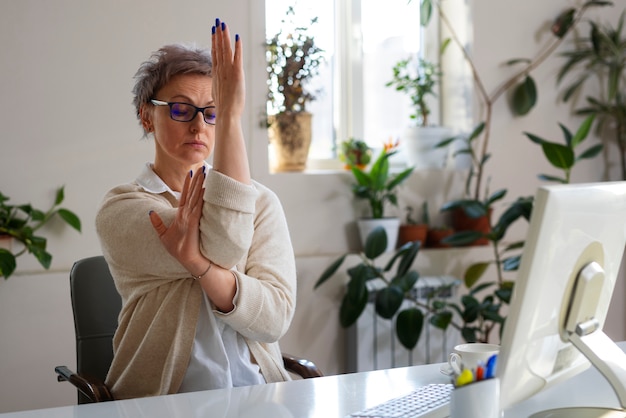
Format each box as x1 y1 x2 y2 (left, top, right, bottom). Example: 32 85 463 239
2 348 624 418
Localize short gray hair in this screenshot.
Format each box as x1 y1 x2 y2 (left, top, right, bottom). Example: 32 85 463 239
132 44 212 121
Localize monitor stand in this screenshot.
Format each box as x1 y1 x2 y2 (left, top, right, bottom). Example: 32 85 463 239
530 262 626 417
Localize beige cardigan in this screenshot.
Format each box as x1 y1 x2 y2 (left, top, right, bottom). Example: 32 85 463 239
95 169 296 399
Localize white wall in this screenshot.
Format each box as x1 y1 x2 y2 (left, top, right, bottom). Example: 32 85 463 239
0 0 623 413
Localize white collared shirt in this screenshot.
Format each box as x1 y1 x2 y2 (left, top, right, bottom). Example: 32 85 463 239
135 162 265 391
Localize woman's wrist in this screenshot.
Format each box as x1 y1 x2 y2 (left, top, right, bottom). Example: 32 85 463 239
191 261 213 281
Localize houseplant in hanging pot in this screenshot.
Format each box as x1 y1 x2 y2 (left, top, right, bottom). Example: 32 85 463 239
386 55 454 169
0 186 81 279
349 139 414 252
266 6 325 172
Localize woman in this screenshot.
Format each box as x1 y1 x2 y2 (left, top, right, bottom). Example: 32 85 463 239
95 19 296 399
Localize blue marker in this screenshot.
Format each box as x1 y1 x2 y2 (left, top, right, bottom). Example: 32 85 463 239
485 354 498 379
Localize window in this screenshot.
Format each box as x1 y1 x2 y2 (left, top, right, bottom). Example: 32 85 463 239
265 0 427 162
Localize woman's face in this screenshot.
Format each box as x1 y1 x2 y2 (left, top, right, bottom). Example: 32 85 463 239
143 73 214 173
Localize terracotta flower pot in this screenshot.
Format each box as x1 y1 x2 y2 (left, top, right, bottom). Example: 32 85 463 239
425 228 455 249
397 224 428 248
451 208 491 246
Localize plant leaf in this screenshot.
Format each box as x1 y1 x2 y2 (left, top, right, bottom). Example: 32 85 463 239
511 76 538 116
464 262 490 288
542 142 575 169
375 286 404 319
396 308 424 350
364 226 387 260
0 249 17 279
57 209 82 232
339 280 369 327
314 254 347 288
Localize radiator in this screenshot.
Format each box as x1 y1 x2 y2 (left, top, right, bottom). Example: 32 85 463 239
345 275 461 373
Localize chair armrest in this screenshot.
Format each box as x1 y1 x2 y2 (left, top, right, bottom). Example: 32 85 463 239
55 365 114 403
282 353 323 379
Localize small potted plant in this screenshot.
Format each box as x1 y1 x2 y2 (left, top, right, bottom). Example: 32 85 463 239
397 203 429 248
350 139 415 252
340 138 372 170
0 186 81 279
386 55 453 169
266 5 325 172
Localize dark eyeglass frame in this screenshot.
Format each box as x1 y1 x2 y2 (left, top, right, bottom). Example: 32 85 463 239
150 99 216 125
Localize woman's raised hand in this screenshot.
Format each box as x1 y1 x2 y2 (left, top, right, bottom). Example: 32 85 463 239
211 19 245 119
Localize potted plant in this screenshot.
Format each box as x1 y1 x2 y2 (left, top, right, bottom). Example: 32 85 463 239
397 203 429 248
0 186 81 279
556 10 626 180
266 5 325 172
339 138 372 170
350 139 415 252
386 55 453 169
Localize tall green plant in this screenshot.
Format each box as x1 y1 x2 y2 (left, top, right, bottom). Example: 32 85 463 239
420 0 611 201
557 10 626 180
0 187 81 279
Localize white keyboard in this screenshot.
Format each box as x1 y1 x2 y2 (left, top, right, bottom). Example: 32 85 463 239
349 383 453 418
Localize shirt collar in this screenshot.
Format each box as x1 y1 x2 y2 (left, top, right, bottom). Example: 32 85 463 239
136 162 209 200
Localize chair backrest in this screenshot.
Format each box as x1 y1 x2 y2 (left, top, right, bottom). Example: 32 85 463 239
69 255 121 402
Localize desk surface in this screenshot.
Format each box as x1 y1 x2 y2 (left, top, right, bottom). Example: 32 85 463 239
2 348 624 418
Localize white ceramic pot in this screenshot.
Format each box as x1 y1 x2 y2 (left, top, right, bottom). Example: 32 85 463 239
402 126 454 169
357 218 400 253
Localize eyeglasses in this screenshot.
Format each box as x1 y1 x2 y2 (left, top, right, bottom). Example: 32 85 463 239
150 99 216 125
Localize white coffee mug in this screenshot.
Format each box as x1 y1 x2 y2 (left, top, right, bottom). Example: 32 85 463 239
448 343 499 375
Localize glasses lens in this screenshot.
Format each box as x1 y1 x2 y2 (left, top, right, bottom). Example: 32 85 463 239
203 107 216 125
169 103 195 122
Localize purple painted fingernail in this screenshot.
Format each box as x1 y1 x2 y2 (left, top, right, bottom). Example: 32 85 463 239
236 34 240 42
221 22 225 31
212 26 215 35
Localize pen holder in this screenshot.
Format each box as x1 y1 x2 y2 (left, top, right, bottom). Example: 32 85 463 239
450 378 501 418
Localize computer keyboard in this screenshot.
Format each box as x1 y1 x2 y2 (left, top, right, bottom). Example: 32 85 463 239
349 383 453 418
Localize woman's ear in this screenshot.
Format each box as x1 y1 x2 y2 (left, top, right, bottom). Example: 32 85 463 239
139 104 153 133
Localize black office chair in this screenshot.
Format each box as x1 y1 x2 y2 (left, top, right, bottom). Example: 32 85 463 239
55 255 323 404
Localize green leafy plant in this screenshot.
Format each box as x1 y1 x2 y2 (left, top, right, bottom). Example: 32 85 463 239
314 216 532 346
350 140 415 219
315 226 455 350
0 187 81 279
556 10 626 180
524 115 603 183
386 56 443 127
266 6 324 116
340 138 372 168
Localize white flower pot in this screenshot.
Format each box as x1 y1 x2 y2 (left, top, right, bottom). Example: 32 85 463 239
357 218 401 253
402 126 454 169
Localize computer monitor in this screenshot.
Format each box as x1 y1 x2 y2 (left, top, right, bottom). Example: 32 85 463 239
496 181 626 415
